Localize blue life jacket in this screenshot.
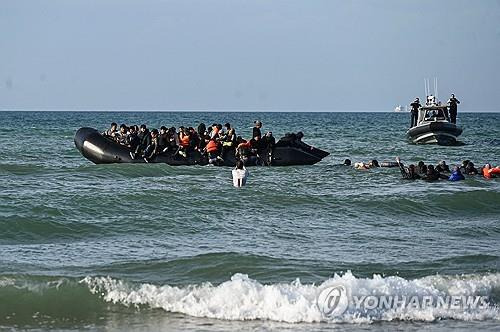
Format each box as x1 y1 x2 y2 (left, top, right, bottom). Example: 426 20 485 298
449 171 465 181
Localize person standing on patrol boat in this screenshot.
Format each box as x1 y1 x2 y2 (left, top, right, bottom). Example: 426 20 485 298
447 94 460 124
409 97 421 127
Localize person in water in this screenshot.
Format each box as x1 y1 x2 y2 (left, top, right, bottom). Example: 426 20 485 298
435 160 450 173
343 159 352 166
395 157 421 180
448 166 465 181
232 160 249 187
410 97 421 127
464 161 479 175
482 164 500 179
354 159 379 169
422 164 448 181
259 131 276 165
447 93 460 124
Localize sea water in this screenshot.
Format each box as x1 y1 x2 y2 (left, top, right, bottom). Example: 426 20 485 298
0 111 499 331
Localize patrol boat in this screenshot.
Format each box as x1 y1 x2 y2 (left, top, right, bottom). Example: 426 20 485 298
406 94 463 145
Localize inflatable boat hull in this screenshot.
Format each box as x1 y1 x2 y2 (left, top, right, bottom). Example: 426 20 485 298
74 127 329 166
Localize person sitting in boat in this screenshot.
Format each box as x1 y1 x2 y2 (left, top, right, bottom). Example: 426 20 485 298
157 126 169 153
422 165 448 181
210 123 220 139
447 94 460 124
232 160 249 187
143 129 160 162
178 127 191 158
409 97 421 127
126 125 140 151
188 127 201 152
219 123 237 160
130 124 151 159
236 136 260 165
205 137 222 164
197 123 208 150
448 166 465 181
482 164 500 179
103 122 118 138
395 157 420 180
117 124 128 145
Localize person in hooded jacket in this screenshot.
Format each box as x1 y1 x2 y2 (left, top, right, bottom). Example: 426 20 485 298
448 166 465 181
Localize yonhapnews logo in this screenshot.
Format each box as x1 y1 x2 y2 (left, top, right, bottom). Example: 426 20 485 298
317 285 349 317
317 285 490 318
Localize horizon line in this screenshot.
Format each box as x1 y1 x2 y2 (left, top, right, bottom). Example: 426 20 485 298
1 109 499 113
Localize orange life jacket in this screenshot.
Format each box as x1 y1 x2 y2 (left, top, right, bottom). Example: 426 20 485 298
483 167 492 179
180 134 190 147
206 140 218 153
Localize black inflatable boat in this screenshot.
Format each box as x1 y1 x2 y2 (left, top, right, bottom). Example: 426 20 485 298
74 127 329 166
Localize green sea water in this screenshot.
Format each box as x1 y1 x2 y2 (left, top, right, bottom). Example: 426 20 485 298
0 111 499 331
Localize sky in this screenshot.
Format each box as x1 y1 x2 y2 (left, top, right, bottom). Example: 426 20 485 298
1 0 500 111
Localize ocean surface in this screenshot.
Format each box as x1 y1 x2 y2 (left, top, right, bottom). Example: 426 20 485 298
0 111 499 331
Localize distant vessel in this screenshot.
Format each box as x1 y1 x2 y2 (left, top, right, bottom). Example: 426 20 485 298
394 105 407 112
406 78 463 145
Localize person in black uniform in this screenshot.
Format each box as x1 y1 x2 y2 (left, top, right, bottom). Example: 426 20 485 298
409 97 421 127
447 94 460 124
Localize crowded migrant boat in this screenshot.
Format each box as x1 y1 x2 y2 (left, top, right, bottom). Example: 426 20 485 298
74 120 329 166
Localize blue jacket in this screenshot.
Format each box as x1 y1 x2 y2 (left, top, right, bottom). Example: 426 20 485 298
449 171 465 181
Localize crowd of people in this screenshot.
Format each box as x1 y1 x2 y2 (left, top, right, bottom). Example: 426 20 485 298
396 157 500 181
102 120 276 165
339 157 499 181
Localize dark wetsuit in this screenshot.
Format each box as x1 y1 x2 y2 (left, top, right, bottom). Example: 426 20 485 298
448 97 460 124
252 127 261 139
135 129 151 155
422 169 448 181
158 133 168 152
410 101 421 127
260 135 276 165
127 132 140 151
398 162 421 180
143 135 160 158
465 165 479 175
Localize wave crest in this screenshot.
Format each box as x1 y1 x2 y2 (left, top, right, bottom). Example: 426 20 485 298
81 272 500 323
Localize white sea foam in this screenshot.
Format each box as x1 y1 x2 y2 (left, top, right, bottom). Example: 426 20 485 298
81 272 500 323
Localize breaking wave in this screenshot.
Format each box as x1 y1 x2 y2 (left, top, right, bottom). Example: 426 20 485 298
80 271 500 323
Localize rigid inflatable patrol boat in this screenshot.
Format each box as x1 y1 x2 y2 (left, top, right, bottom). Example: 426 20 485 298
406 95 463 146
74 127 329 166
